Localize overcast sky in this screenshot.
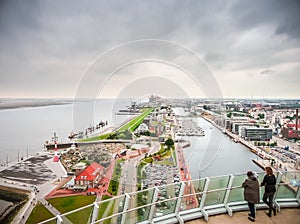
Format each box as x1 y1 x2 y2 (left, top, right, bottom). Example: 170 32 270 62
0 0 299 99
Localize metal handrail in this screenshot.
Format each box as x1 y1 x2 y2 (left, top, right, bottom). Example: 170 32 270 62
39 171 300 224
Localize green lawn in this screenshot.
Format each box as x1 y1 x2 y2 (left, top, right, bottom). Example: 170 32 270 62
79 108 153 143
107 159 124 195
172 148 177 166
103 201 115 224
79 132 111 142
118 108 153 132
26 202 55 224
141 143 174 165
98 195 112 220
47 195 96 223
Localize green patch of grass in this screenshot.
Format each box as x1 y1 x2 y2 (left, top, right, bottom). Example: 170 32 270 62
66 206 94 224
107 159 124 196
79 108 153 143
172 148 177 166
143 156 153 163
103 201 115 224
26 202 55 224
79 132 111 142
141 143 173 165
118 108 153 132
47 195 96 223
98 195 112 220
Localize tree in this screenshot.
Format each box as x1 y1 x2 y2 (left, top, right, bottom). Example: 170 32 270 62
107 133 117 139
165 138 174 149
258 113 265 119
227 113 232 118
203 105 210 110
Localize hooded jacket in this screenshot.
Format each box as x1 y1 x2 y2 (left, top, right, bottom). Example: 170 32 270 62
242 175 260 204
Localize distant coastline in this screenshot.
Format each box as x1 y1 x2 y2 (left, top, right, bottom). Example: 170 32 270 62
0 99 72 110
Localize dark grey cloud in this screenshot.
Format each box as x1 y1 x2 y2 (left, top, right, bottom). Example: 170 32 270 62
229 0 300 38
0 0 299 98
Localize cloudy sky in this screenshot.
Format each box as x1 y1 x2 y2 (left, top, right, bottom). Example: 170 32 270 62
0 0 299 99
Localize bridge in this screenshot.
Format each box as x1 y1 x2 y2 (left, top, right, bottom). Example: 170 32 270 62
39 171 300 224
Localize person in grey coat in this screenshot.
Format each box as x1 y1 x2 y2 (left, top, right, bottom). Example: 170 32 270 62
242 171 260 222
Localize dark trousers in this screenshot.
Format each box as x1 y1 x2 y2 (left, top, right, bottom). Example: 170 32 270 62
263 191 275 213
248 202 255 218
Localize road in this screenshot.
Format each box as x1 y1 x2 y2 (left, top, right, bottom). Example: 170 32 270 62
111 154 144 223
121 156 140 223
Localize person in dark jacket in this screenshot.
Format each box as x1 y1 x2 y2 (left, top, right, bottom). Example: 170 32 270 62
242 171 260 222
261 166 277 217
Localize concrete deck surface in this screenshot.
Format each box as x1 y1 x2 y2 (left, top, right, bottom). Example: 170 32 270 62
186 208 300 224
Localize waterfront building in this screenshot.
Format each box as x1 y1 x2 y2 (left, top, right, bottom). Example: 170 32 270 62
225 117 249 130
232 122 258 134
74 162 104 189
241 127 272 141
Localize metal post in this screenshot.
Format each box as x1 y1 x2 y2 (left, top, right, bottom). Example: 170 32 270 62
148 187 159 222
91 202 99 223
224 174 234 216
56 215 63 224
199 177 210 221
273 171 282 211
121 193 130 224
296 182 300 205
174 182 185 224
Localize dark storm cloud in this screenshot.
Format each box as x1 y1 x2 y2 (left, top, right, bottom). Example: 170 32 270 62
0 0 299 98
230 0 300 39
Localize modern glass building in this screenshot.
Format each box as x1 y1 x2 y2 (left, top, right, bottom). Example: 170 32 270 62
241 128 273 141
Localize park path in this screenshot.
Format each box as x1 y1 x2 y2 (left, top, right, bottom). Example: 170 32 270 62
40 198 73 224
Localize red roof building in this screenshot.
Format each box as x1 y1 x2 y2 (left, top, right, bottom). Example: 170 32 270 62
287 124 300 129
74 162 104 188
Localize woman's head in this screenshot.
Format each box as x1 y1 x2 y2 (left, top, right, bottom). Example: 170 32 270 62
247 171 253 177
265 166 273 175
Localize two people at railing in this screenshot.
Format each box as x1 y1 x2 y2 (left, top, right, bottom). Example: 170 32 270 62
242 166 277 222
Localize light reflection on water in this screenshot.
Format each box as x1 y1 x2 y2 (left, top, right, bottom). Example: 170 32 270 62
183 117 263 178
0 99 130 164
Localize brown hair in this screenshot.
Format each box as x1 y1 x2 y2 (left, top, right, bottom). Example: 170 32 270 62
265 166 273 175
247 171 253 177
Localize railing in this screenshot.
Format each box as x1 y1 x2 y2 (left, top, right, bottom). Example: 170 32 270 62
39 171 300 224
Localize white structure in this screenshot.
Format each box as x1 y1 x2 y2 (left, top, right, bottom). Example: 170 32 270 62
137 123 149 133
